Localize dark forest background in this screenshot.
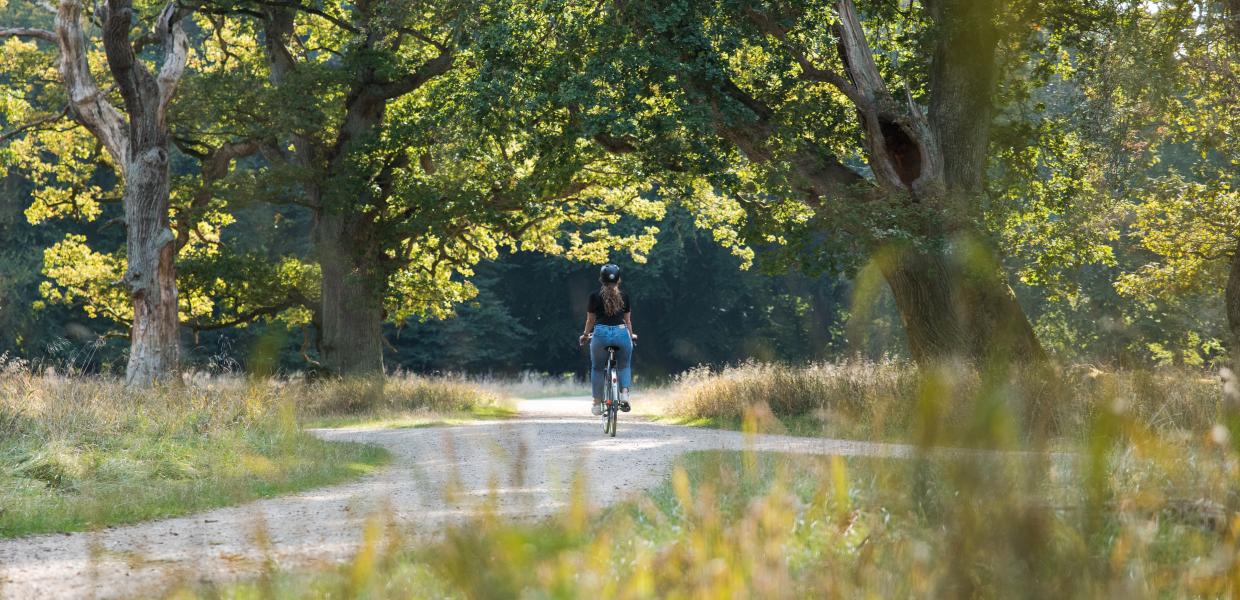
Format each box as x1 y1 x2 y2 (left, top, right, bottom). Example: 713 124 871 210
3 183 899 379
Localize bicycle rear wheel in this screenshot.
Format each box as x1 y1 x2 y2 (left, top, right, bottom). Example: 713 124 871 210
602 368 613 434
608 369 619 436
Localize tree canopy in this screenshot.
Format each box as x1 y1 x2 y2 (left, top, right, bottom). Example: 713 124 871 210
2 0 1238 376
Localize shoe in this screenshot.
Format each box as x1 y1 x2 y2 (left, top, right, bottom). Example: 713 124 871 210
619 390 631 413
591 400 602 416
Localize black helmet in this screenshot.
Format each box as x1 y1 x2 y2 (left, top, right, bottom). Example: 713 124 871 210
599 264 621 284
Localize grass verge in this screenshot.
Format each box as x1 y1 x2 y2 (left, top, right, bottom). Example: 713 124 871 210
296 373 515 428
469 371 590 399
306 404 517 429
0 371 503 538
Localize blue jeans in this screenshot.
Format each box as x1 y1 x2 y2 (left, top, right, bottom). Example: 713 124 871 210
590 324 632 400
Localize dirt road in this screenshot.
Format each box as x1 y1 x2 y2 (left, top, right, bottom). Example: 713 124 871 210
0 398 912 599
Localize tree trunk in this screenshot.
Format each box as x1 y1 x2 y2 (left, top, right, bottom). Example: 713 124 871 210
841 0 1041 365
723 0 1045 365
1224 240 1240 408
880 240 1044 364
7 0 189 384
316 212 385 377
97 0 189 384
122 147 179 384
258 10 455 378
878 247 967 362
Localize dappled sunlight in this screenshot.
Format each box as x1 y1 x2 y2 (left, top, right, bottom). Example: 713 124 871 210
2 0 1238 595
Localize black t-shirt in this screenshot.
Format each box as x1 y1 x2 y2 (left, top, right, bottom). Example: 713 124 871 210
588 290 631 326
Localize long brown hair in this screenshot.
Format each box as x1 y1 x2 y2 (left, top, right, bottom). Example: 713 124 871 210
600 281 624 316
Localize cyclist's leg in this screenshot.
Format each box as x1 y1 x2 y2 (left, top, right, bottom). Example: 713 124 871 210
588 329 606 410
615 331 633 404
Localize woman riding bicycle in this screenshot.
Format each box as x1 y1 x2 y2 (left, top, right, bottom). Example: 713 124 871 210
578 264 636 416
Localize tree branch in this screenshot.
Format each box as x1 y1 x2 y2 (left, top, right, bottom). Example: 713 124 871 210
0 26 57 43
258 6 320 170
593 132 638 153
833 0 891 108
400 26 449 52
176 140 262 251
372 44 456 100
0 104 71 142
186 297 299 331
703 73 872 207
742 7 871 111
154 1 190 120
251 0 360 34
55 0 130 168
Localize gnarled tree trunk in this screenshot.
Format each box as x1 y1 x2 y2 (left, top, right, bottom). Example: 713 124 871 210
733 0 1043 364
120 148 179 383
100 0 187 384
880 242 1044 364
6 0 191 384
838 0 1043 364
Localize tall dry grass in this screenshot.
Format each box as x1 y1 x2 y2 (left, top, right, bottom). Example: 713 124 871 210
296 372 509 418
667 359 1223 441
468 371 590 399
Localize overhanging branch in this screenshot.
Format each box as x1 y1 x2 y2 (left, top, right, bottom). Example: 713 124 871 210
372 44 456 100
0 26 57 43
0 104 71 142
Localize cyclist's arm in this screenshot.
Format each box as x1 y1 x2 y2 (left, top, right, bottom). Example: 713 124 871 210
623 312 635 338
581 312 596 337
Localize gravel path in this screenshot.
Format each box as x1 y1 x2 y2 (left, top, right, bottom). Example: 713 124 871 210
0 398 914 599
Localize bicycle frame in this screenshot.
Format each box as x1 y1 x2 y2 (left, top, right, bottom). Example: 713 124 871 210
582 331 628 437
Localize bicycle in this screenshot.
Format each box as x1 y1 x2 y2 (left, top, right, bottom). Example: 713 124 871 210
582 333 635 438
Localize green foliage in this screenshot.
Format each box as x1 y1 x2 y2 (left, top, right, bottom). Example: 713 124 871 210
2 0 1239 370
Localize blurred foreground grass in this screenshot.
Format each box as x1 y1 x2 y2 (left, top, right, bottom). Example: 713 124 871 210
192 446 1240 598
0 371 504 537
185 361 1240 598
